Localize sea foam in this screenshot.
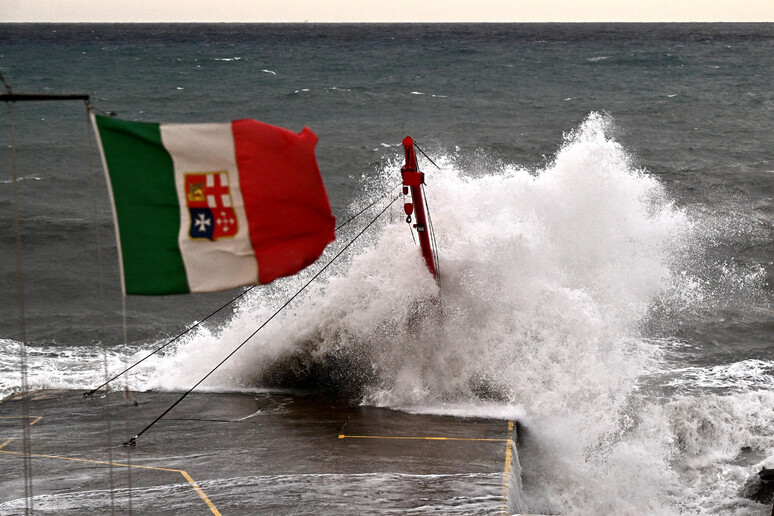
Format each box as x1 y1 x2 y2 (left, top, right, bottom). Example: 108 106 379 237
4 113 772 515
137 113 695 513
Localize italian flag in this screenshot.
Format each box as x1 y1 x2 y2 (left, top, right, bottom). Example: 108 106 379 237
93 114 336 295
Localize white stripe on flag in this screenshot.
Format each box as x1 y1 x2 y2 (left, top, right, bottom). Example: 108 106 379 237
160 122 259 292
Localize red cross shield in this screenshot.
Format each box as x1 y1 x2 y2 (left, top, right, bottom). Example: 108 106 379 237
184 171 239 241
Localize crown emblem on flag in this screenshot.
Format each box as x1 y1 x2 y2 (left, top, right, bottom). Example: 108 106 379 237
184 171 238 241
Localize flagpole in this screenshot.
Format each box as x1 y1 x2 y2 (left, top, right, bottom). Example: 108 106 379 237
1 93 90 102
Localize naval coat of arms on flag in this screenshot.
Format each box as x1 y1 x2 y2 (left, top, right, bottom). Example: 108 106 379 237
92 114 336 295
185 171 239 241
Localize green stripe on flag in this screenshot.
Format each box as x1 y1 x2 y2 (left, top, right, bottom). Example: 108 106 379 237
96 115 189 294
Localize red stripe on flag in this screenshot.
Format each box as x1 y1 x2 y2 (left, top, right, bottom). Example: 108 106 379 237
232 119 335 284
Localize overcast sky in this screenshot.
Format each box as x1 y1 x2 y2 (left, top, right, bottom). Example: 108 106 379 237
2 0 774 23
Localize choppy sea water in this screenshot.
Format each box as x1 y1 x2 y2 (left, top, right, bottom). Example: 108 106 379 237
0 23 773 514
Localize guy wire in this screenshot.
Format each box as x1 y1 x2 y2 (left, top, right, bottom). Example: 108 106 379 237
413 141 442 171
124 193 401 445
84 181 401 395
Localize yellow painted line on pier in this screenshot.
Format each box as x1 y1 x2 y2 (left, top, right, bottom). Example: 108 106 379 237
500 420 515 515
340 420 518 513
0 449 221 515
338 434 510 442
179 469 223 515
0 416 43 426
0 415 43 450
0 402 219 514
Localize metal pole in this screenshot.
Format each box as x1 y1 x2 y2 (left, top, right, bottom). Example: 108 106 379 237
1 93 90 102
401 136 437 279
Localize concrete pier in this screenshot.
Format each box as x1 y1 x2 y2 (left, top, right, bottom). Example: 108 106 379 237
0 390 525 515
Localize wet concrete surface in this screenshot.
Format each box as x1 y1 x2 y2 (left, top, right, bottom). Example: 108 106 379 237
0 390 523 515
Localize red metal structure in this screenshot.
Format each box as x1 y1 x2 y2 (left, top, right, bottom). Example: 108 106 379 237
401 136 437 279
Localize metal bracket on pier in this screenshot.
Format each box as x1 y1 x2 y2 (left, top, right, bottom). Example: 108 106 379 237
401 136 437 279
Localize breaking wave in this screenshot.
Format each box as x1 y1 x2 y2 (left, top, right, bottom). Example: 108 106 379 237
143 112 771 515
4 113 772 514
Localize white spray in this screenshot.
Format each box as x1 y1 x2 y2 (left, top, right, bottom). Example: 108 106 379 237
5 112 772 515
